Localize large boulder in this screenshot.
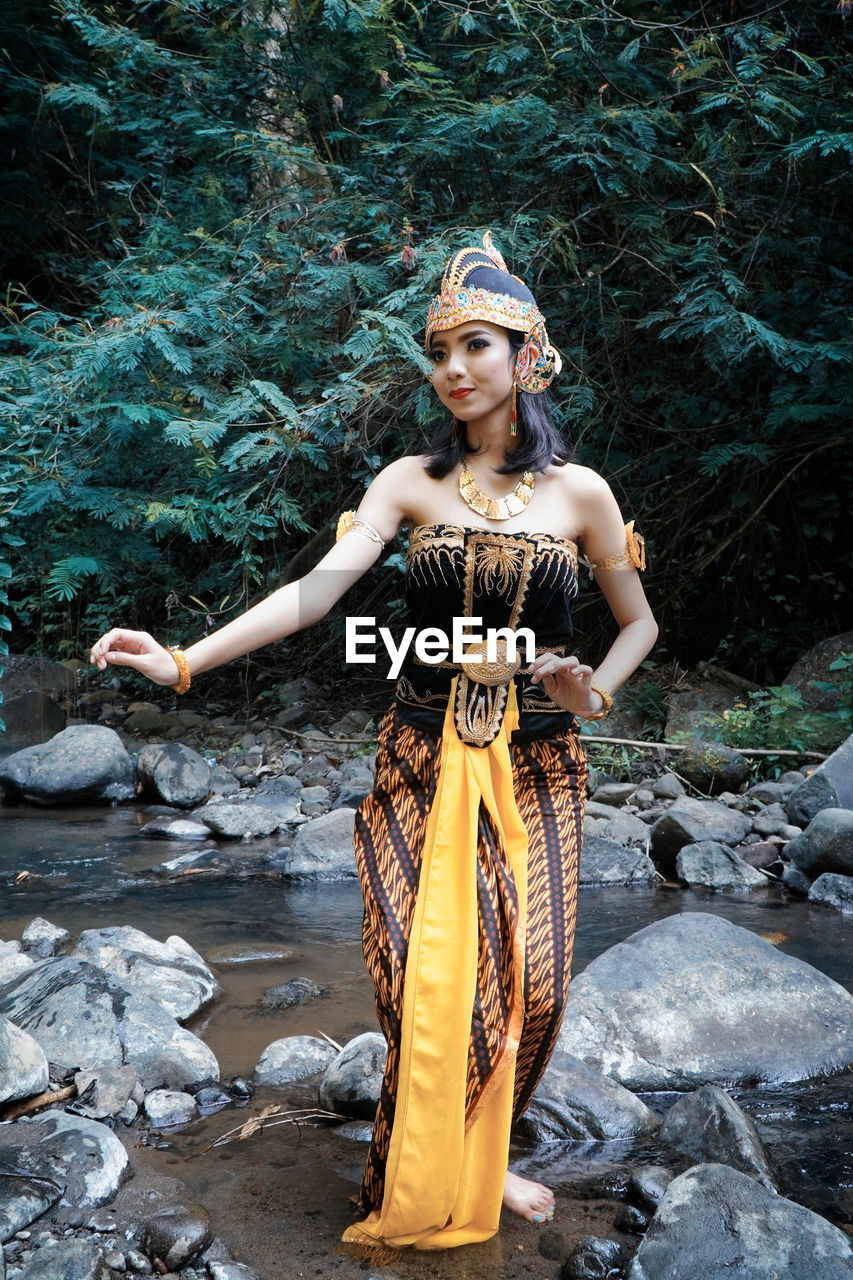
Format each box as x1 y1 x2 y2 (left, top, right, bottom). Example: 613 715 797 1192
809 873 853 912
254 1035 338 1086
0 726 135 805
192 801 284 840
519 1048 660 1143
0 957 218 1092
627 1163 853 1280
650 797 752 869
278 808 357 879
785 808 853 879
786 734 853 827
0 1111 130 1210
73 926 220 1022
579 836 658 887
0 1015 48 1105
784 631 853 712
0 692 66 757
556 912 853 1091
136 743 211 808
675 841 768 891
14 1240 111 1280
675 742 750 796
0 1145 64 1242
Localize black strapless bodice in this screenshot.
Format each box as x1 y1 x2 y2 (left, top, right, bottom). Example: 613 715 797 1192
394 524 581 747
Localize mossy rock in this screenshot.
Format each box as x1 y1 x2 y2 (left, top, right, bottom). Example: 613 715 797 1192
677 741 749 795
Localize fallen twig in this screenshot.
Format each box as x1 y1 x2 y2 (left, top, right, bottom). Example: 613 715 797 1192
2 1085 76 1122
581 734 826 760
187 1105 346 1159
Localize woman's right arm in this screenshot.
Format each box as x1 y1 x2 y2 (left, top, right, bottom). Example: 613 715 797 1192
89 457 416 686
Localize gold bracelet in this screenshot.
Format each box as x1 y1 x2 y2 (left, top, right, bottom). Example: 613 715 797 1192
583 683 614 721
167 645 191 695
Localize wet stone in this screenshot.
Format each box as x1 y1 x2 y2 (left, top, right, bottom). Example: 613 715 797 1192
0 725 136 806
579 836 657 887
204 944 297 967
193 1086 231 1114
192 803 282 840
139 1204 214 1272
13 1239 111 1279
0 1147 63 1240
140 819 210 841
538 1226 569 1261
675 840 767 891
20 918 70 959
254 1035 337 1086
259 977 327 1010
15 1111 130 1209
143 1089 199 1129
614 1203 649 1234
279 807 357 879
808 872 853 912
318 1032 386 1119
629 1166 674 1212
207 1265 266 1280
73 925 220 1023
136 743 211 809
520 1047 660 1143
561 1236 624 1280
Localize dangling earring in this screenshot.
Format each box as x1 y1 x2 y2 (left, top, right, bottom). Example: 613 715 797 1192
510 383 518 437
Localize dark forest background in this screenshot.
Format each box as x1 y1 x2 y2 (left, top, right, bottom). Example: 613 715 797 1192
1 0 851 704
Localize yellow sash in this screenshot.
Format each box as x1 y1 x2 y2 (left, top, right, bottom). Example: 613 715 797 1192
343 679 529 1250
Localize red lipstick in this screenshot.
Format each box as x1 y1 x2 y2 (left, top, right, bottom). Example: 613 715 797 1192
449 388 473 399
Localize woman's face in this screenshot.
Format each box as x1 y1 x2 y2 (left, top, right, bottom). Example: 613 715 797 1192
429 320 515 426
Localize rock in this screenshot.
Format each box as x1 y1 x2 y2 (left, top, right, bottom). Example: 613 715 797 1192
629 1166 674 1212
205 943 296 967
0 1015 48 1105
809 873 853 911
676 741 750 795
584 806 650 846
556 912 853 1091
652 773 684 800
254 1036 338 1086
748 780 789 804
194 1085 231 1113
0 692 66 757
20 918 70 959
579 836 658 886
192 802 282 840
614 1203 649 1233
659 1085 777 1190
0 1146 64 1241
335 1121 374 1142
73 1066 143 1122
334 775 374 810
209 765 241 797
141 818 211 840
15 1110 130 1208
664 676 741 739
208 1265 266 1280
136 743 211 808
124 706 168 736
782 862 812 896
259 977 327 1010
149 848 249 879
139 1204 214 1271
0 726 135 805
561 1236 624 1280
590 781 637 806
278 808 357 879
0 942 33 986
519 1048 660 1143
318 1032 386 1119
784 631 853 712
538 1226 569 1260
785 808 853 878
2 655 75 702
650 797 752 868
751 802 790 837
144 1089 199 1129
13 1239 111 1279
298 785 330 817
786 734 853 826
732 840 782 871
0 957 219 1092
73 926 220 1022
675 841 768 890
627 1163 853 1280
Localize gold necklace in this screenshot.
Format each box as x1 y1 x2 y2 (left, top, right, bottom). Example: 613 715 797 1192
458 466 535 521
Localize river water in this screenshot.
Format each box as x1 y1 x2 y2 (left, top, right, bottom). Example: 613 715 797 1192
1 802 851 1277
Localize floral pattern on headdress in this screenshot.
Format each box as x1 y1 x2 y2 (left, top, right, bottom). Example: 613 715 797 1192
425 232 561 393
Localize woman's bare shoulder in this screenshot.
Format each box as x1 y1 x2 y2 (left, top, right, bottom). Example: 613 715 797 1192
552 462 614 502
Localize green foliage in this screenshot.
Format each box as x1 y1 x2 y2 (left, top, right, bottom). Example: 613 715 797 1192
699 658 853 756
0 0 851 680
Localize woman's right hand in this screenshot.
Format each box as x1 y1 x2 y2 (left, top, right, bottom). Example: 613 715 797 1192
89 629 181 687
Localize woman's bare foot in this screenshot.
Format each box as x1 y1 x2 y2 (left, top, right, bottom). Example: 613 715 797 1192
502 1169 555 1223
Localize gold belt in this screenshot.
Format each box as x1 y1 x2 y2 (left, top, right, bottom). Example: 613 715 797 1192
413 641 566 688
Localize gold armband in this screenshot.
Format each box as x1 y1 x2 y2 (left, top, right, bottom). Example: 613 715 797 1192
582 684 614 721
336 510 385 547
588 520 646 572
167 645 191 695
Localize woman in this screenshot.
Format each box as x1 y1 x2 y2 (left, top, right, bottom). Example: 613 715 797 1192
90 233 657 1252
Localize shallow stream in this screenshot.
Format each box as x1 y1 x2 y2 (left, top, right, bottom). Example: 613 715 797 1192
1 802 851 1278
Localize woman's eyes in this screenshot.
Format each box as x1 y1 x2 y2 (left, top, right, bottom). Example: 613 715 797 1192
430 339 489 362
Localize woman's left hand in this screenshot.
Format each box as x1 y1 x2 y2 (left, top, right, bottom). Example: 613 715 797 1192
528 652 604 718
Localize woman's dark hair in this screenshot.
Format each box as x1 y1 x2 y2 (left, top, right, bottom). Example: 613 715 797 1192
423 331 573 479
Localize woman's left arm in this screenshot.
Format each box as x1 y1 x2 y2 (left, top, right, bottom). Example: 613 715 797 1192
530 471 658 718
